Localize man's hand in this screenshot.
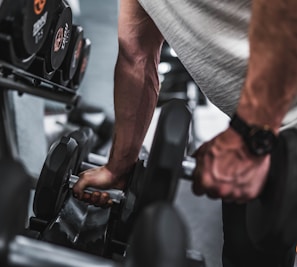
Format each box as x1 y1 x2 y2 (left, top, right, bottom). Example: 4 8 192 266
192 127 270 203
72 166 126 207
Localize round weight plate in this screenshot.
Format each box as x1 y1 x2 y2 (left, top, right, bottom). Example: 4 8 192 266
22 0 56 55
67 127 95 174
0 159 30 265
62 25 84 81
71 38 91 89
137 99 191 210
33 136 78 221
48 2 72 71
247 128 297 251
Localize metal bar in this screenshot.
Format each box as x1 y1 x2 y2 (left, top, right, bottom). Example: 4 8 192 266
0 90 18 159
69 175 125 204
8 235 120 267
87 153 108 166
0 76 79 106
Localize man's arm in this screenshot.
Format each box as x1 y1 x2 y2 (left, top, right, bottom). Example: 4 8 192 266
193 0 297 202
107 0 164 177
73 0 164 202
237 0 297 131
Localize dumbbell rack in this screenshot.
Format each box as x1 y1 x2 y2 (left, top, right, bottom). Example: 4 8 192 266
0 60 80 106
0 59 80 180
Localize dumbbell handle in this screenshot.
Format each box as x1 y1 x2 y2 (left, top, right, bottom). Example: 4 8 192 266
182 156 196 180
69 175 125 204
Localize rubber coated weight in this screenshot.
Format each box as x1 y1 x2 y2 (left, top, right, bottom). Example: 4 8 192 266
44 0 72 72
138 99 191 209
67 127 96 174
67 103 114 148
127 203 188 267
0 159 31 266
70 38 91 90
14 0 56 56
61 24 84 81
33 136 78 221
247 128 297 251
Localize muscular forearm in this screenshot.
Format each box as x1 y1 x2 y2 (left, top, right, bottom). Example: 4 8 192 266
106 0 164 176
237 0 297 132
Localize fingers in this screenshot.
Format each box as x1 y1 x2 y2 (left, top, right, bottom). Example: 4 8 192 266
72 173 91 200
80 191 113 208
72 166 117 208
191 130 270 204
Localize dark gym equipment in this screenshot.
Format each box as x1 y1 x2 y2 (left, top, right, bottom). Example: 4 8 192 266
31 99 194 256
33 135 79 221
67 102 114 149
246 128 297 252
33 99 193 218
45 0 73 72
63 24 84 81
28 0 73 78
0 158 31 266
19 0 56 56
0 158 114 267
53 24 84 85
1 179 200 267
0 0 56 67
126 202 188 267
32 131 122 222
69 37 92 90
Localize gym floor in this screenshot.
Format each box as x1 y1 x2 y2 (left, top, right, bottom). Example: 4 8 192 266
49 1 297 266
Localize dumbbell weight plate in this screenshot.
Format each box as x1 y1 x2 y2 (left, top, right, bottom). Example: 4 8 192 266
70 38 91 89
44 0 72 72
0 159 31 266
67 126 96 174
18 0 56 56
137 99 191 210
61 24 84 81
33 136 79 221
103 99 191 251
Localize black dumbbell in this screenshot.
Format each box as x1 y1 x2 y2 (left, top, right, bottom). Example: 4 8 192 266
0 167 198 267
0 158 31 264
68 37 91 90
127 202 206 267
52 24 84 86
32 135 124 222
0 0 57 68
11 0 56 58
28 0 73 78
33 99 193 226
67 103 114 149
0 159 118 267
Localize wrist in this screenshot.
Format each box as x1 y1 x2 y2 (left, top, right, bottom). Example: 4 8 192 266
229 113 278 156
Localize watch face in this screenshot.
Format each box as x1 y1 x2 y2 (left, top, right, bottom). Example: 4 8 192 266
248 128 276 156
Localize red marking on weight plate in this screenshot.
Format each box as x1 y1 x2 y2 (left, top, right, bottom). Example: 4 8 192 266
34 0 46 15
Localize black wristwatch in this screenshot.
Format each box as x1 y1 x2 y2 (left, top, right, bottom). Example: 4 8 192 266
229 113 277 156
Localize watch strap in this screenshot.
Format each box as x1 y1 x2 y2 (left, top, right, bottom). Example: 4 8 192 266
229 113 250 138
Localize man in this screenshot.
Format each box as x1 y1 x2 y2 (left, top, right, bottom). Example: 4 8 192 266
73 0 297 266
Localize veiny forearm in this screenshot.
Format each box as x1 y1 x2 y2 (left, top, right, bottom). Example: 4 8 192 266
237 0 297 132
107 51 161 176
106 0 164 176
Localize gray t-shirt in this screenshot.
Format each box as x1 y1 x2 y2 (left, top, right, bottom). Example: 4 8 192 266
138 0 297 127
